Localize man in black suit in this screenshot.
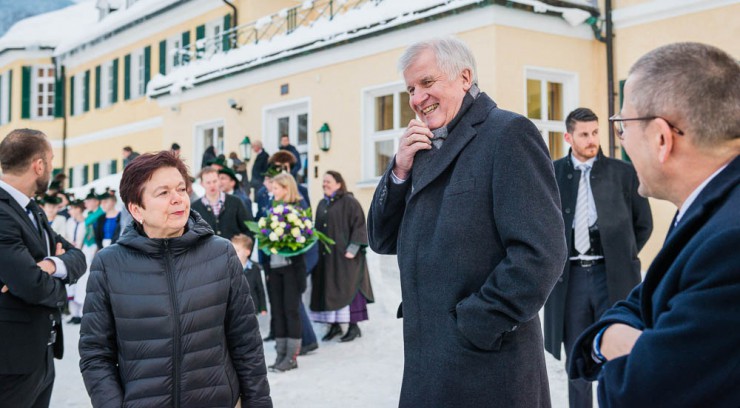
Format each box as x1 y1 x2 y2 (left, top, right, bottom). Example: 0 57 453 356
569 42 740 407
0 129 86 408
544 108 653 408
250 140 269 200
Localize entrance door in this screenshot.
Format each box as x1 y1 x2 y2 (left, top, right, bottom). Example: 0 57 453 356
265 101 309 187
194 121 225 170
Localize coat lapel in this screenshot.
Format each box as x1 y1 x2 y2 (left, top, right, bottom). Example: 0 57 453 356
0 187 48 251
640 156 740 326
410 94 496 199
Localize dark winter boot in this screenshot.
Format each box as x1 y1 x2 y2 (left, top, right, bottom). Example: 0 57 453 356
274 338 300 372
269 338 287 371
321 323 343 341
340 323 361 342
299 342 318 356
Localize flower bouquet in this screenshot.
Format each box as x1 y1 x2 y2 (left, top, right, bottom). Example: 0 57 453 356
246 203 334 257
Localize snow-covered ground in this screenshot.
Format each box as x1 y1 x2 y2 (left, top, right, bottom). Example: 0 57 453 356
51 252 580 407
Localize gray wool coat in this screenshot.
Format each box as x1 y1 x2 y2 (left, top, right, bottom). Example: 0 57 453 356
368 93 567 408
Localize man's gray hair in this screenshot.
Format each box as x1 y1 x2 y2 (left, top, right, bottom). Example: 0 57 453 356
398 37 478 85
628 42 740 147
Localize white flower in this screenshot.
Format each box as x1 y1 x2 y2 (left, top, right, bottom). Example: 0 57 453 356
291 227 301 238
279 222 287 229
296 236 306 244
258 218 266 228
270 247 278 254
286 213 298 223
269 232 279 241
275 227 285 237
297 221 305 229
271 215 278 222
274 204 284 214
270 222 279 230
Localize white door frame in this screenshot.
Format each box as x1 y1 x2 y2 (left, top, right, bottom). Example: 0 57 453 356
262 98 311 185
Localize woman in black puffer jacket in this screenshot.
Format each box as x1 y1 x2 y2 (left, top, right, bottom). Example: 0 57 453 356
79 151 271 408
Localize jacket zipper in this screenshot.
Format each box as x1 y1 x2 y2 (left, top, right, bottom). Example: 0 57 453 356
164 239 181 408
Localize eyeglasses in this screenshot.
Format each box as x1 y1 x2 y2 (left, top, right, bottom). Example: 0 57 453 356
609 115 685 140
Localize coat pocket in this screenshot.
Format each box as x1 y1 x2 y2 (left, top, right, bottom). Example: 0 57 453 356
444 178 476 197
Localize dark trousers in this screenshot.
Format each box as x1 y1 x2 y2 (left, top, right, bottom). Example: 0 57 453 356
564 263 610 408
0 346 55 408
268 259 306 339
300 301 317 346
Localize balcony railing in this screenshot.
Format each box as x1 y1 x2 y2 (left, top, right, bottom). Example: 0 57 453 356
183 0 383 63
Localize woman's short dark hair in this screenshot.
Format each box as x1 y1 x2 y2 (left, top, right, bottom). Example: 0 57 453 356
325 170 347 194
119 150 191 211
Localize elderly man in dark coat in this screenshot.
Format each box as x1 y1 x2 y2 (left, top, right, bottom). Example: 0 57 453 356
569 42 740 408
368 37 566 407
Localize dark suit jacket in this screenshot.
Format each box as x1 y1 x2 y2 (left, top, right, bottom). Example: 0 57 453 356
250 150 269 191
569 156 740 407
544 149 652 359
191 194 254 241
368 94 566 407
0 186 86 374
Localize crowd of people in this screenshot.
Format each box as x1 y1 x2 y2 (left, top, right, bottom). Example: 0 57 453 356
0 37 737 408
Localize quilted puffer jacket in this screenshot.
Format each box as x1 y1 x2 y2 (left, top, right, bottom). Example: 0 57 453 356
79 211 271 408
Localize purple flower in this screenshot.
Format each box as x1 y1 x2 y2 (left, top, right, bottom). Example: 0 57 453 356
261 229 269 235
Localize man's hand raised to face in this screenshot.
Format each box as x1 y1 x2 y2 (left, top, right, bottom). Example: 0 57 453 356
393 119 433 180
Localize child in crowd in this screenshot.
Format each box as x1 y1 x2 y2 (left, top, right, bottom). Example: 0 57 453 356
231 234 268 315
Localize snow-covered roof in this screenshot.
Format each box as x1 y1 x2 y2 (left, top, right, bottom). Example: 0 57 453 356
150 0 594 98
54 0 182 57
0 0 99 53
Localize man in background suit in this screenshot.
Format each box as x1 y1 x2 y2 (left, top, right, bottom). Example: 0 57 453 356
0 129 86 408
250 140 269 200
544 107 652 408
568 42 740 407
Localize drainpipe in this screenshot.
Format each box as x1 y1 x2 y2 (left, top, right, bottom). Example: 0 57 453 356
52 56 68 174
222 0 238 35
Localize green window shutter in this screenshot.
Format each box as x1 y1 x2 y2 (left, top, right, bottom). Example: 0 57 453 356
195 25 205 59
159 40 167 75
93 162 100 180
68 167 74 187
124 54 131 100
83 70 90 112
54 67 65 118
95 65 101 109
223 14 232 51
21 66 31 119
181 31 191 65
110 159 118 174
112 59 119 103
82 164 89 185
53 168 63 177
144 46 151 89
69 75 75 116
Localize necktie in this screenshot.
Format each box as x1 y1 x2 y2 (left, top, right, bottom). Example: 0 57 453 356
574 164 591 255
26 200 44 238
430 127 447 149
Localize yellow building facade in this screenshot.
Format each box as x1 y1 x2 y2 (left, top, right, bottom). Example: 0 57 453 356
0 0 738 266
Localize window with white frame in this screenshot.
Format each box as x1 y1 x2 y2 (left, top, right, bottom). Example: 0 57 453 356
525 67 578 160
195 121 225 170
0 72 10 124
32 65 55 119
363 82 416 179
99 60 114 108
129 48 145 99
167 35 182 73
73 72 85 116
206 18 223 57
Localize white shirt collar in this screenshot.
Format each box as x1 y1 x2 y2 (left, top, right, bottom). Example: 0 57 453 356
675 163 728 225
571 153 597 169
0 179 32 209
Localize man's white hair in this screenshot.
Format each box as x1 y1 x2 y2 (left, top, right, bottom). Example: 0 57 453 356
398 37 478 84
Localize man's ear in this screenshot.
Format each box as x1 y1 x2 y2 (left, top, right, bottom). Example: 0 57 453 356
461 68 473 92
564 132 574 146
655 119 675 164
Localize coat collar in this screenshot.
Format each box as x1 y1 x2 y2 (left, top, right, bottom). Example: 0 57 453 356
410 93 497 198
640 155 740 326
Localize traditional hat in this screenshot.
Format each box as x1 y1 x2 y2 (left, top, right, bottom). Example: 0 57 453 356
218 167 241 184
98 188 116 201
85 188 99 200
38 194 62 205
